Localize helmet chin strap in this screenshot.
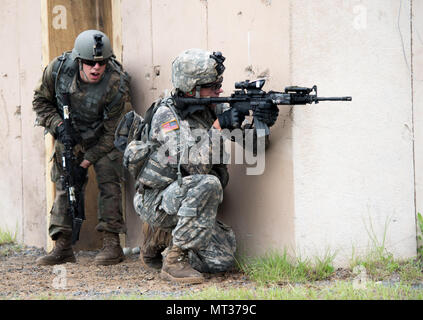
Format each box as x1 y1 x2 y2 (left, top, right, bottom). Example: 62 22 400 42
78 60 90 82
195 85 201 98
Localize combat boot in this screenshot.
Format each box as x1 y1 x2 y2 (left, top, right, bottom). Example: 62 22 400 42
36 232 76 266
139 222 172 271
94 231 124 265
160 245 204 284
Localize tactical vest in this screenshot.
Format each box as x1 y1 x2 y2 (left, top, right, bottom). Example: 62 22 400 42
52 51 129 147
118 97 229 191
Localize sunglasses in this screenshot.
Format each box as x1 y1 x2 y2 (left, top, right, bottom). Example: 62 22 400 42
201 81 222 91
81 59 108 67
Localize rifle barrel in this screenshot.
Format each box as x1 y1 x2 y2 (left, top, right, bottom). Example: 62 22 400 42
317 96 352 102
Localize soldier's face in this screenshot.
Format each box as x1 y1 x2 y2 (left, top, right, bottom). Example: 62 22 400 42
80 61 107 83
199 86 223 98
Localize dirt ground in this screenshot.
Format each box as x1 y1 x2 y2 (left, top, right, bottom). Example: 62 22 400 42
3 244 421 300
0 244 257 300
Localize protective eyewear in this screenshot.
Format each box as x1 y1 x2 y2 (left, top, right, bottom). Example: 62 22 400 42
202 79 223 91
81 59 108 67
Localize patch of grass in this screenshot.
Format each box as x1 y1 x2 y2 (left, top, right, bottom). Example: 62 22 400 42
237 249 336 285
177 281 423 300
349 215 423 283
0 228 17 245
0 227 21 257
417 212 423 260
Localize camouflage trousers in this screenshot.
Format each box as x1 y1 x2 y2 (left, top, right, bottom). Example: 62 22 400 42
134 174 237 273
49 142 126 240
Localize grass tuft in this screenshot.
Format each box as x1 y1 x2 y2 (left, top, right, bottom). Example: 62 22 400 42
237 249 336 285
0 228 17 245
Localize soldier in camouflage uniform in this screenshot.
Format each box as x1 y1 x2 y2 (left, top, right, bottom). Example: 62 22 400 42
124 48 278 283
33 30 132 266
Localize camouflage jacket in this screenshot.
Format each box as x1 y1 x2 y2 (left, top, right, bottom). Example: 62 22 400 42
32 52 132 164
137 96 229 189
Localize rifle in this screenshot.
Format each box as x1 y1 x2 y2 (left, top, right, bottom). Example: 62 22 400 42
60 93 86 245
174 79 352 137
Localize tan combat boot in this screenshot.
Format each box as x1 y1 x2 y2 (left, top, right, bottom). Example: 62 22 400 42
160 245 204 284
139 222 172 271
36 232 76 265
94 231 124 265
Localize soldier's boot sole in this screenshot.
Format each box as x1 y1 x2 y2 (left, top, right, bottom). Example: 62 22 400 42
94 255 124 266
36 254 76 266
160 269 204 284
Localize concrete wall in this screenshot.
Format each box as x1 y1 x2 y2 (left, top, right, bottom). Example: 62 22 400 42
414 0 423 243
0 0 45 246
291 0 416 264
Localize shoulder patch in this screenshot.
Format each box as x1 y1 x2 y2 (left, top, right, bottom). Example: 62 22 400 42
161 119 179 133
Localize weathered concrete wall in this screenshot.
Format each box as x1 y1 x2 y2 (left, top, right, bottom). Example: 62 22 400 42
291 0 416 265
413 1 423 242
0 0 45 246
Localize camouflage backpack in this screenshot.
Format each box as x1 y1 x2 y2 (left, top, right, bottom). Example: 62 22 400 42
114 105 157 180
114 98 182 185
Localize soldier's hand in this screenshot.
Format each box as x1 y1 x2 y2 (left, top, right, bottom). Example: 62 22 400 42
80 160 91 169
74 165 88 187
254 102 279 127
216 108 243 130
55 123 79 147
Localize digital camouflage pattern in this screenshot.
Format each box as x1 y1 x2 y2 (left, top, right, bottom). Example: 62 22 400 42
132 97 236 273
171 48 220 93
114 110 144 152
33 53 132 238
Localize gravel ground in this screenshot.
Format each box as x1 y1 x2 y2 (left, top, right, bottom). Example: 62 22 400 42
2 244 422 300
0 244 255 300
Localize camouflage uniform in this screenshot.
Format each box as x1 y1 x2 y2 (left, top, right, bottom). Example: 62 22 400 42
33 52 132 240
132 97 236 273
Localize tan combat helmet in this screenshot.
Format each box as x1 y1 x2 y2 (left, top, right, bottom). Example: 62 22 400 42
171 48 225 93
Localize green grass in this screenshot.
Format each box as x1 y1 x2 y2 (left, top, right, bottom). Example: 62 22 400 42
417 212 423 259
237 249 336 285
0 227 21 257
177 281 423 300
0 227 16 245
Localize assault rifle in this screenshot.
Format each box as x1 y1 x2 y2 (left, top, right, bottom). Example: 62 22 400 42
60 94 86 245
174 79 352 137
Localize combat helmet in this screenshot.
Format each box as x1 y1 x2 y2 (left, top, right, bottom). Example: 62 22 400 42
171 48 225 93
71 29 113 61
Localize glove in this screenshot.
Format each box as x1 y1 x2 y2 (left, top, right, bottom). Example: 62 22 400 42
217 108 242 130
73 165 88 188
254 102 279 127
55 123 79 147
